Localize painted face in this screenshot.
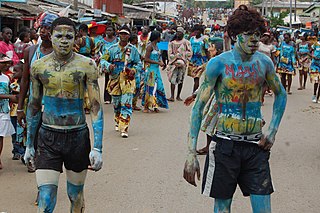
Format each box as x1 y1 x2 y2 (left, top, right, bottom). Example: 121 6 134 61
2 28 12 42
119 32 130 42
237 31 261 55
51 25 75 56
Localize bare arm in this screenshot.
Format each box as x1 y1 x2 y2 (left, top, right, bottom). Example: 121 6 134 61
144 44 162 65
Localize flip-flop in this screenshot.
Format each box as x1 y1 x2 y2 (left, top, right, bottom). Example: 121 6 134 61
167 98 175 102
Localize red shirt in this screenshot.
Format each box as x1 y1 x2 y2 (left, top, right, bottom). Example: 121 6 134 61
0 41 20 65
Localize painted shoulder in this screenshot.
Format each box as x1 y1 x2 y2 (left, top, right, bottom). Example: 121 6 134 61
74 53 97 69
31 53 52 69
254 51 274 67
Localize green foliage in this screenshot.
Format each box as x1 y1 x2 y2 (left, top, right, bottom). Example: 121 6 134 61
250 0 263 6
185 0 234 8
123 0 141 4
269 11 289 28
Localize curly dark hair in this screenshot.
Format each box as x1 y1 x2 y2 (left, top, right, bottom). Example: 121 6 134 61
227 5 266 40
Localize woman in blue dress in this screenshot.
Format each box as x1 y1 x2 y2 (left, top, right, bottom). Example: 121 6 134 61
276 32 297 94
142 31 169 113
188 24 209 93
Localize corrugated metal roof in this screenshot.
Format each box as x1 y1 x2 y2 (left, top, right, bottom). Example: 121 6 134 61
1 2 43 15
0 7 23 17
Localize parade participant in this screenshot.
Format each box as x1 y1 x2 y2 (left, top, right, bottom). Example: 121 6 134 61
161 25 176 69
166 27 192 102
183 5 287 213
0 27 20 65
134 26 150 110
277 32 297 94
0 54 17 169
297 32 311 90
74 23 95 114
100 26 142 138
74 24 95 58
310 36 320 103
188 24 209 92
103 25 118 104
14 32 31 60
30 28 39 45
142 31 168 113
24 17 104 212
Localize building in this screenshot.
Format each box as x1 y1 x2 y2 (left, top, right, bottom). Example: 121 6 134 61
254 0 312 17
234 0 250 9
93 0 123 15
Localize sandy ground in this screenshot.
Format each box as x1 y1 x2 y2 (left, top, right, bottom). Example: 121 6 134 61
0 72 319 213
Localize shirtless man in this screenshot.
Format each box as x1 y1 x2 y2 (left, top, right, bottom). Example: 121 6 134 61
24 17 104 212
183 6 287 213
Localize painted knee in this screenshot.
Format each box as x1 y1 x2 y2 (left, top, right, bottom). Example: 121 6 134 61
250 194 271 213
38 184 58 213
67 181 85 213
214 198 232 213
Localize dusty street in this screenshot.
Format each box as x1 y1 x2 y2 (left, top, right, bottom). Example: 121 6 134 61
0 73 319 213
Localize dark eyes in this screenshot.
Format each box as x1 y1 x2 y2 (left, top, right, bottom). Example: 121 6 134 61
55 34 74 39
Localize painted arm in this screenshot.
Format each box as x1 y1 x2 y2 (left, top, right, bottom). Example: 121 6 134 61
86 60 104 171
183 58 219 186
261 59 287 148
24 63 43 163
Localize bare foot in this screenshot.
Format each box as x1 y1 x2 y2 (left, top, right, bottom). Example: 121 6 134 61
176 97 183 101
288 91 292 95
196 147 209 155
297 87 303 90
167 97 175 102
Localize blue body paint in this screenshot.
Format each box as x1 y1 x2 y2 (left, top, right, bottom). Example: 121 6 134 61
67 181 85 212
214 199 232 213
250 194 271 213
38 184 58 213
91 109 103 151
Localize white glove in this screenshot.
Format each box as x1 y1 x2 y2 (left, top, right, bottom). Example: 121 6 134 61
24 147 35 165
89 149 103 171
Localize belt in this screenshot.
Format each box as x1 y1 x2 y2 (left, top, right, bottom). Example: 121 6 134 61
41 123 87 133
215 131 262 144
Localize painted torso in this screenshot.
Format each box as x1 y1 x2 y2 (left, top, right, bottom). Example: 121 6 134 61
31 53 98 127
210 49 273 135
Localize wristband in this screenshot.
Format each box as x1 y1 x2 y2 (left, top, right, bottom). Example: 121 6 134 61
93 148 102 153
17 109 24 112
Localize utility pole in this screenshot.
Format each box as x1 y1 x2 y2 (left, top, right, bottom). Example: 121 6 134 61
164 0 166 15
289 0 292 29
294 0 296 22
74 0 78 10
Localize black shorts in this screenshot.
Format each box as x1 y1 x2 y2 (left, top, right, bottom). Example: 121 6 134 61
35 124 91 173
202 135 274 199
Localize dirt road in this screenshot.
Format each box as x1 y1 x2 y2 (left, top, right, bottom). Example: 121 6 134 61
0 73 319 213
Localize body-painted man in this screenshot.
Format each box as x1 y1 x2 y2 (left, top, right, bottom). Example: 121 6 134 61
100 26 142 138
24 17 104 212
310 35 320 103
183 5 287 213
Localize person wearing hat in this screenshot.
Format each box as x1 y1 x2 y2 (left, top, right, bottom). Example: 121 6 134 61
100 26 142 138
166 26 192 102
0 54 17 169
17 12 59 173
297 32 311 90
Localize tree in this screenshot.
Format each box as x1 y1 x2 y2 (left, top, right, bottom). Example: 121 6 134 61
269 11 289 28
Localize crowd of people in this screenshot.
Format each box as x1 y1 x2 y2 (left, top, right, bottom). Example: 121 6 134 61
0 4 319 212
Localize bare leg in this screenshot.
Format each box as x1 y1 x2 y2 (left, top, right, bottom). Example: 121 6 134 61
176 83 184 101
303 70 308 89
167 83 175 101
36 169 60 213
298 70 303 90
317 82 320 102
66 170 87 213
287 74 292 94
193 77 200 93
214 199 232 213
280 73 287 91
250 194 271 213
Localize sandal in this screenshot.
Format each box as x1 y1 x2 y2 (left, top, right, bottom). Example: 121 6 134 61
167 98 175 102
